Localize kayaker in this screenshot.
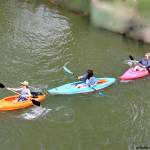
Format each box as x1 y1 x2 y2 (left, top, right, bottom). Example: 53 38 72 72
77 69 97 87
85 70 97 86
78 69 94 82
133 53 150 71
8 81 32 102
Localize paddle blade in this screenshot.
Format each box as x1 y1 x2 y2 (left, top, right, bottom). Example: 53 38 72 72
0 83 5 88
98 91 105 96
31 99 40 106
63 66 74 75
129 55 134 60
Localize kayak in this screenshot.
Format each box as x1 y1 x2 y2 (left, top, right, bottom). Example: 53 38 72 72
0 94 45 111
48 78 116 95
120 68 149 81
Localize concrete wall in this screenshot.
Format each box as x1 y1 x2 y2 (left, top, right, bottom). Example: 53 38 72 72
49 0 150 44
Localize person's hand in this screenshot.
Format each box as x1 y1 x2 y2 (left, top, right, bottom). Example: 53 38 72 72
78 76 82 80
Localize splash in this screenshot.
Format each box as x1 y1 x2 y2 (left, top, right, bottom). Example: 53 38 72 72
18 107 52 120
123 60 138 66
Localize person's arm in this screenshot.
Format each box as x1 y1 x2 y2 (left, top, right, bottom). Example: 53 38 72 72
28 89 32 97
78 76 83 80
138 59 146 68
78 73 88 81
7 87 22 92
144 61 150 69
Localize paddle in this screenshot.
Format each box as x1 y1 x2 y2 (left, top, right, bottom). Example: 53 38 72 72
63 66 105 96
0 83 40 106
125 55 139 66
129 55 134 61
128 55 142 67
63 66 78 78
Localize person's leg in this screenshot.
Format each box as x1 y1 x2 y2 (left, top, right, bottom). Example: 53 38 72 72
18 96 27 102
133 65 140 71
133 65 144 71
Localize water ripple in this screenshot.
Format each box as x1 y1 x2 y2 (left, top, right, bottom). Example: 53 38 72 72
18 107 52 120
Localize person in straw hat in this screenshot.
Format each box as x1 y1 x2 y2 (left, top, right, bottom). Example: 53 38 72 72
8 81 31 102
18 81 32 101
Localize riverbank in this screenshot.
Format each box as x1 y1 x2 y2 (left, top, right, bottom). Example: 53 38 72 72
49 0 150 45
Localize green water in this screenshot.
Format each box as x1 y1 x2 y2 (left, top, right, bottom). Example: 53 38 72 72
1 0 150 150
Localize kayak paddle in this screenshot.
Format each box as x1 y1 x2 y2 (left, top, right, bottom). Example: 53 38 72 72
129 55 134 60
63 66 78 78
63 66 105 96
127 55 139 66
0 83 40 106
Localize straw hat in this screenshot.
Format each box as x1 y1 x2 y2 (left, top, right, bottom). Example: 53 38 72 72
21 81 29 87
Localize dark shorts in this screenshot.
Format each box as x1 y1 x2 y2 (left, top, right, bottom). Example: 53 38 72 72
18 96 27 102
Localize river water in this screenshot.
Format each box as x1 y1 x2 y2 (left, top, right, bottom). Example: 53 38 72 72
1 0 150 150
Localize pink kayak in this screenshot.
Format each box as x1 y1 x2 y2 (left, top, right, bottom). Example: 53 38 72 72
120 68 149 80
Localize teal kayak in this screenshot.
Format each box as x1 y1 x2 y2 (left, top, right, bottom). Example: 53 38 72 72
48 78 116 95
